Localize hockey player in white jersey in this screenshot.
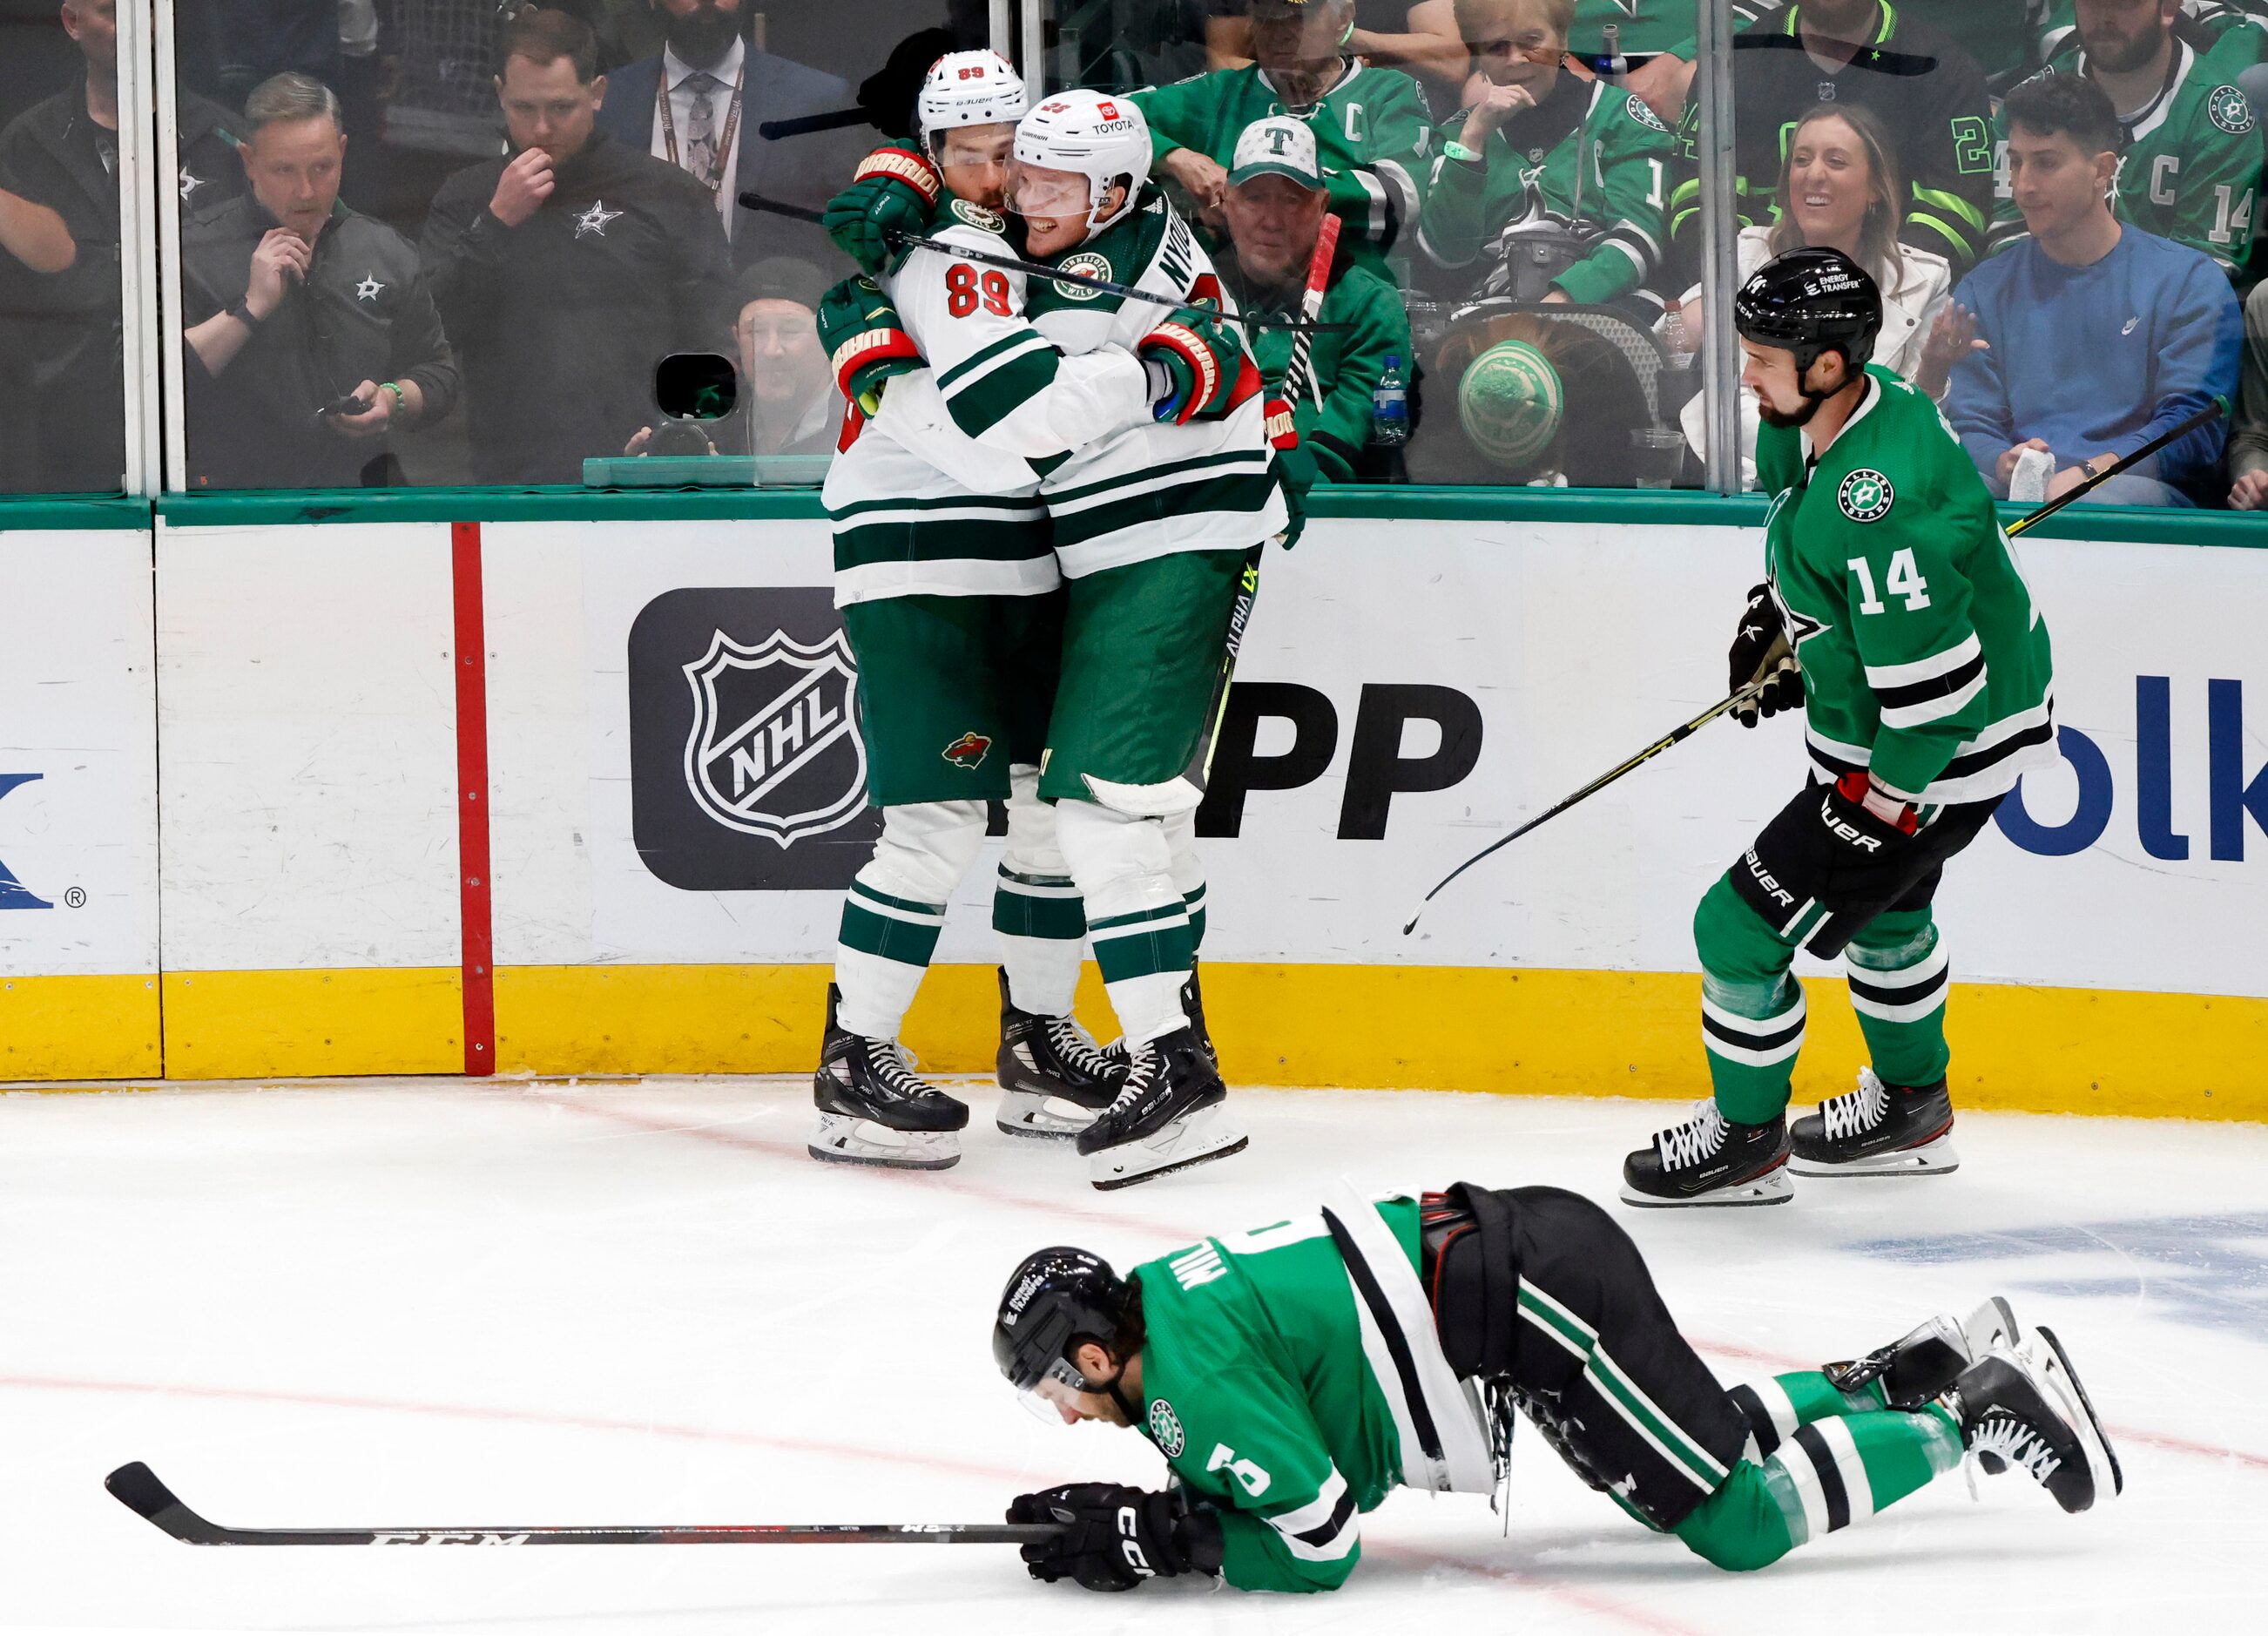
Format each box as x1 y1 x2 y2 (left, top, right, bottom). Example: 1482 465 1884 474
813 52 1138 1173
818 87 1289 1188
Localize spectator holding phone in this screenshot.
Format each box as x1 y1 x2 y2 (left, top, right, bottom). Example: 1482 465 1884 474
179 73 456 490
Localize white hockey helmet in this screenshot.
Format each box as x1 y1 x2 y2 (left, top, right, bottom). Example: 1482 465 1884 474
917 49 1029 151
1009 89 1152 235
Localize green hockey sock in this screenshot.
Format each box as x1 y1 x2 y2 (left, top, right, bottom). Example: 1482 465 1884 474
1694 874 1806 1124
1844 909 1952 1086
1676 1407 1961 1571
1729 1370 1889 1451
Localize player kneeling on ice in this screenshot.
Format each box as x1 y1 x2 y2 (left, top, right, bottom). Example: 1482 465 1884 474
992 1183 2118 1593
1623 247 2057 1208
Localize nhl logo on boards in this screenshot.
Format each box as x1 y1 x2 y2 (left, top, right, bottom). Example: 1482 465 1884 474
682 628 866 845
1054 251 1112 301
1838 468 1893 523
1148 1399 1185 1457
942 730 992 769
2209 85 2256 136
628 586 882 893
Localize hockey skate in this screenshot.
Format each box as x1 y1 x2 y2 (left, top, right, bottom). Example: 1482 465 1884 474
1620 1100 1792 1207
993 970 1126 1139
1101 962 1218 1075
1078 1024 1246 1190
808 984 969 1171
1826 1297 2022 1410
1789 1067 1959 1176
1950 1327 2123 1514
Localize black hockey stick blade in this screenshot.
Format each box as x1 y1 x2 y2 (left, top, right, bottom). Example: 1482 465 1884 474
105 1463 1065 1548
737 193 1348 332
2002 395 2228 540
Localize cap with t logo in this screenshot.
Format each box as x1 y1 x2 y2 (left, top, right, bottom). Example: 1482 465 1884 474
1228 115 1323 188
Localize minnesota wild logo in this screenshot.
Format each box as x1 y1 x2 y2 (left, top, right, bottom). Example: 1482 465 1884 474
1838 468 1893 523
2208 85 2256 137
942 730 992 769
1054 251 1112 301
1147 1398 1185 1457
951 199 1005 233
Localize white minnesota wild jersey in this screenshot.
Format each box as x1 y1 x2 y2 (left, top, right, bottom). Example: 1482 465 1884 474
824 195 1155 607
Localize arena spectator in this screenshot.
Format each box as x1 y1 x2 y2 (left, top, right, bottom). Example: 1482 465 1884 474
1947 74 2240 506
1135 0 1435 274
0 0 242 492
2040 0 2268 65
1206 0 1469 96
179 73 456 490
418 8 734 485
1660 3 1999 274
1990 2 2261 280
592 0 857 265
706 255 837 457
0 179 72 273
1677 103 1955 483
2230 280 2268 506
1215 116 1411 483
1416 0 1672 309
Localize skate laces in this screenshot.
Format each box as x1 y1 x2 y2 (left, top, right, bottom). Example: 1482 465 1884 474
1043 1016 1116 1078
1657 1101 1728 1168
864 1039 938 1104
1967 1413 2061 1490
1821 1069 1891 1142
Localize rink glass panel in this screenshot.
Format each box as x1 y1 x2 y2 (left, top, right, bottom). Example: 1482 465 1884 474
0 3 135 496
161 0 971 493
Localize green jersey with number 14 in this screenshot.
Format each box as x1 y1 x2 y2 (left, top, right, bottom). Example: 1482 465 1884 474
1130 1199 1423 1594
1757 365 2056 807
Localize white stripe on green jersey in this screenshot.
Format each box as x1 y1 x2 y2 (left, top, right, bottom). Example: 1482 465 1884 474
1757 366 2057 808
821 427 1053 607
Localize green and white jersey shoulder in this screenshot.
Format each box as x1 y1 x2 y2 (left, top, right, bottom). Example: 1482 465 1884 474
1129 61 1433 274
1023 190 1285 576
1755 365 2056 807
1989 41 2259 275
1131 1198 1422 1594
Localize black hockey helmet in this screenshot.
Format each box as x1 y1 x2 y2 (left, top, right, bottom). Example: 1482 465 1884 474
1733 247 1882 380
993 1246 1132 1393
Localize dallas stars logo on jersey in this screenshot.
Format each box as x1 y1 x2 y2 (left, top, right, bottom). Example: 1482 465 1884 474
2209 84 2257 136
1839 469 1894 523
1148 1398 1186 1457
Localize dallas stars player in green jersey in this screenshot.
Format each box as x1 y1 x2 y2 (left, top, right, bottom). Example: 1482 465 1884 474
1133 0 1435 277
1989 2 2260 278
990 1181 2118 1594
1623 247 2056 1209
1418 0 1673 306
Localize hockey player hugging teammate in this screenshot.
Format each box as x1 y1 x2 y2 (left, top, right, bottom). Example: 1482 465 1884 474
810 68 1289 1189
1623 248 2057 1208
990 1181 2118 1593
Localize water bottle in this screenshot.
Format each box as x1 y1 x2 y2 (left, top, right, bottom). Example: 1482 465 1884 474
1372 354 1409 447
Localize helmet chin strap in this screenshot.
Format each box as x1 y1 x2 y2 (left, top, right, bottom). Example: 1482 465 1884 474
1083 1356 1144 1426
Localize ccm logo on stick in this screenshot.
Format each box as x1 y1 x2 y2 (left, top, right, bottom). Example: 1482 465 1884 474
1197 683 1483 840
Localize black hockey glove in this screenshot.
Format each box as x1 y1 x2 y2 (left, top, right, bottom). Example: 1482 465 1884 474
1732 773 1920 960
1007 1483 1225 1592
1728 584 1802 727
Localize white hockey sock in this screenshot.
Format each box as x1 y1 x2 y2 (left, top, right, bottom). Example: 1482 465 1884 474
834 801 987 1041
1056 799 1191 1048
994 768 1084 1018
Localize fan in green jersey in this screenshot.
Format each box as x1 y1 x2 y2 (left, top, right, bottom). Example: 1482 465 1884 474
1417 0 1673 308
990 1182 2119 1594
1131 0 1436 276
1989 2 2261 279
1622 247 2058 1211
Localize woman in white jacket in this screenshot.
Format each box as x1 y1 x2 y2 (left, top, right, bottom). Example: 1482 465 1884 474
1678 104 1969 488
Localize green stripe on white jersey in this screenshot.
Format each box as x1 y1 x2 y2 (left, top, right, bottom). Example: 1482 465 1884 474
1756 366 2056 807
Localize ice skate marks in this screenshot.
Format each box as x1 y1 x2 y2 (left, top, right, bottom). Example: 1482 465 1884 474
682 628 866 845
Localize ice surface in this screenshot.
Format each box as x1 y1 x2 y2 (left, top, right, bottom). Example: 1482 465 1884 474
2 1079 2262 1634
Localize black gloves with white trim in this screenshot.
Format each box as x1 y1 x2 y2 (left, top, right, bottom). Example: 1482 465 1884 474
1729 583 1803 727
1007 1482 1225 1592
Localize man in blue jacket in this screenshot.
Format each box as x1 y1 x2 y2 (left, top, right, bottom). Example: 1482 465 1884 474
593 0 857 267
1947 72 2240 506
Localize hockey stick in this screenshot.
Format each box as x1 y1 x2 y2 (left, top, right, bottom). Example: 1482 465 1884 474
1399 393 2232 935
1176 219 1344 792
104 1462 1065 1549
739 193 1347 333
757 107 874 140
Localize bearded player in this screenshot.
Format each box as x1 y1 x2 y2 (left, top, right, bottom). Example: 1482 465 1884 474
1623 247 2057 1208
990 1181 2117 1593
815 87 1288 1188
